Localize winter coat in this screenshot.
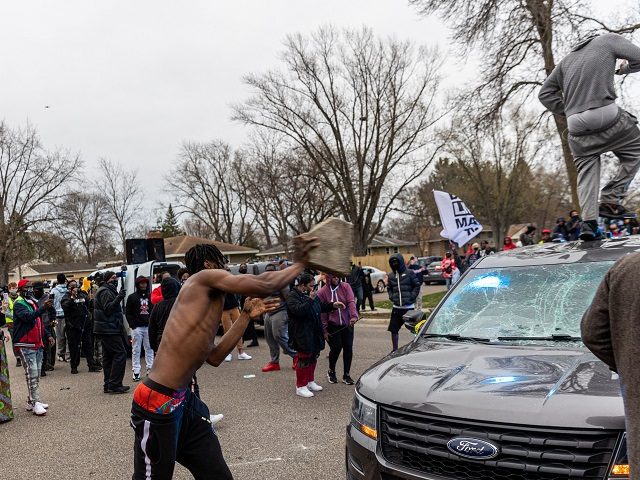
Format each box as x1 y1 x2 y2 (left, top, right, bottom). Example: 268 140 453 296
440 258 457 280
387 253 421 307
93 283 126 335
13 296 49 349
317 276 358 332
125 290 153 329
61 291 90 330
50 284 67 317
553 224 569 240
347 265 364 290
286 288 332 354
581 253 640 479
567 217 582 240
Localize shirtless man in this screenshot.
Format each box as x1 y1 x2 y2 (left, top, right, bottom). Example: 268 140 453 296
131 238 317 479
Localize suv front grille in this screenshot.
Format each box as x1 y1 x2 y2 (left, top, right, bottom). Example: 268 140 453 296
380 407 620 480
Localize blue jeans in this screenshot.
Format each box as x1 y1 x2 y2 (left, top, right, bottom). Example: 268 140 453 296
18 348 43 406
264 310 296 363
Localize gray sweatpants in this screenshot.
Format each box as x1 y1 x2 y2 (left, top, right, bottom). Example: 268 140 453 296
55 316 68 359
263 309 296 364
570 109 640 220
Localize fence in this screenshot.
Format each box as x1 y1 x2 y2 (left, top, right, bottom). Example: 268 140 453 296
352 254 418 272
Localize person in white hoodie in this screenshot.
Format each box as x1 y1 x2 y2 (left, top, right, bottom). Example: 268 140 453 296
50 273 69 362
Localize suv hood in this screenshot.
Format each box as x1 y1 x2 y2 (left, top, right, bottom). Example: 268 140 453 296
358 340 624 429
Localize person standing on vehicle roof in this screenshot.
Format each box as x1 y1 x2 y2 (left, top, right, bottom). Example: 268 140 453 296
539 33 640 240
386 254 421 352
582 253 640 479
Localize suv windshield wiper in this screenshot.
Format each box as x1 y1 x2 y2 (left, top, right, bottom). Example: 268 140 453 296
496 334 582 342
422 333 492 344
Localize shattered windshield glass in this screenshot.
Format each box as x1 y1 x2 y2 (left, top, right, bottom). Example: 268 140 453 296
425 262 614 341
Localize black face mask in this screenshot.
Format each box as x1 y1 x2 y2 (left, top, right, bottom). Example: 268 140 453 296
25 288 34 297
109 279 118 287
239 268 247 274
389 260 400 271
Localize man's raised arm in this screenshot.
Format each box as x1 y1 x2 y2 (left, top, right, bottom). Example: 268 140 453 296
195 265 303 297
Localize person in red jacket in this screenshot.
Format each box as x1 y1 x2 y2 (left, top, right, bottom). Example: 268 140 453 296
502 236 517 251
151 271 171 305
13 280 54 416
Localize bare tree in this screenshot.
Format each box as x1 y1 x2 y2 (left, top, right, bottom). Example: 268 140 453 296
0 122 80 282
238 133 339 251
167 141 253 245
55 191 113 263
409 0 640 208
96 158 143 257
234 26 445 255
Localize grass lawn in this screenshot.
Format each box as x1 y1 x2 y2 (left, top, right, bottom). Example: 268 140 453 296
375 291 446 310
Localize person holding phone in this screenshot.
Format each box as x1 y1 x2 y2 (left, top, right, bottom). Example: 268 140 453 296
61 280 100 374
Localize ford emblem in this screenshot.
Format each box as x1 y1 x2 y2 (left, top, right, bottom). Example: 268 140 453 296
446 437 499 460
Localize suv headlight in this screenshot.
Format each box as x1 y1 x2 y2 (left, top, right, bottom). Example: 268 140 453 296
609 434 629 478
351 391 377 440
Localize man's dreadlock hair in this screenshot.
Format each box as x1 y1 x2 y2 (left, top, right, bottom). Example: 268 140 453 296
185 244 226 275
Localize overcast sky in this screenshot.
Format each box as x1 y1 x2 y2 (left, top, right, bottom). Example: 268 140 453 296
0 0 635 218
0 0 458 216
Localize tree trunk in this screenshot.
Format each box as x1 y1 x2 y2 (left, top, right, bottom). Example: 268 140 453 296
352 225 368 257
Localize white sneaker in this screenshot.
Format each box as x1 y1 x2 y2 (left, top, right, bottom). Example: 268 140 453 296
224 354 232 362
33 403 47 416
210 413 224 425
307 381 323 392
26 402 49 411
237 352 252 360
296 386 314 398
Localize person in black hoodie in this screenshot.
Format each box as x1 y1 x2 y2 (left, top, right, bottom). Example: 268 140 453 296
126 276 154 382
287 273 343 398
61 280 100 374
386 253 420 352
93 271 128 394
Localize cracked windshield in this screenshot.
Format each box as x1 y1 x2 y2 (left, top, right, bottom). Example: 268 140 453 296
426 262 614 340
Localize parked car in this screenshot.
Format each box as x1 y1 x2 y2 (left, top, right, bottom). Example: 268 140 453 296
346 237 633 480
362 266 388 293
423 260 445 285
417 255 442 267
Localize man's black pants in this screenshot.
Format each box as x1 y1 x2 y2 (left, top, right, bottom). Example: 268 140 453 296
98 334 127 390
131 387 233 479
363 288 375 310
328 324 354 375
67 324 97 370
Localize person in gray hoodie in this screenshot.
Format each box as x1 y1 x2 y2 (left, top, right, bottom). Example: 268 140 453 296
50 273 69 362
539 33 640 240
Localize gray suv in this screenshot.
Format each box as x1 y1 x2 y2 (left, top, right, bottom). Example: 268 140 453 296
347 238 634 480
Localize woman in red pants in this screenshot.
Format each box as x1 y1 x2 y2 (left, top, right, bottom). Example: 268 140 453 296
286 273 344 398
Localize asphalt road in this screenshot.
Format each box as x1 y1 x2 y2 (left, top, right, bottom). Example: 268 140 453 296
2 322 412 480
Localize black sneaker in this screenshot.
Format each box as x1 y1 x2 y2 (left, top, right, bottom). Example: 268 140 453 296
580 220 604 241
327 370 338 384
40 370 47 377
108 386 131 394
133 373 141 382
599 203 637 220
71 368 78 374
343 374 355 385
88 366 102 372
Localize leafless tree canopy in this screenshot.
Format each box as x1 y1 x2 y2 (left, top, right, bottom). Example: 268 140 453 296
234 26 445 254
96 158 143 257
0 122 80 281
167 140 253 245
55 191 112 264
238 133 338 250
409 0 640 208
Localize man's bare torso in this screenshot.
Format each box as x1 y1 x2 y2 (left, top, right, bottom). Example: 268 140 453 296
149 279 223 390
